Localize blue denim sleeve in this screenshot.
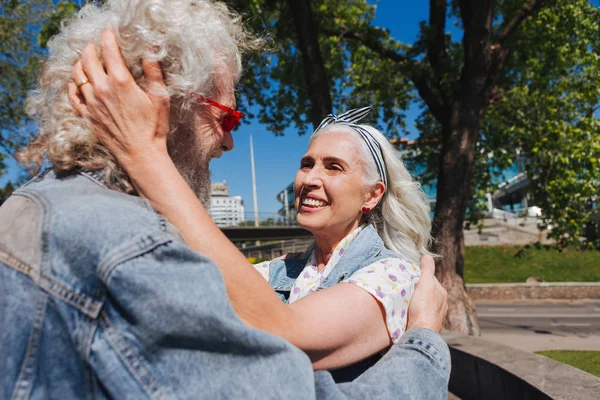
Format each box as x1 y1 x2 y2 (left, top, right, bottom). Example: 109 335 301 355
90 237 317 400
314 328 451 400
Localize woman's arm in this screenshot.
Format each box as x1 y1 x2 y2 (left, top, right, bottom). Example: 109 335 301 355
69 29 391 369
111 137 391 370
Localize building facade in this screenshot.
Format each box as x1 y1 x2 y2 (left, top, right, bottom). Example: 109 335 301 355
210 180 245 227
275 183 297 225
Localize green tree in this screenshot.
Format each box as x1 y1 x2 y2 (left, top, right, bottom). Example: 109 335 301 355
230 0 600 334
0 0 80 202
0 0 53 176
0 182 15 206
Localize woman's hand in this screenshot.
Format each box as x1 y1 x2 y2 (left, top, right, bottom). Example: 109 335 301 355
407 255 448 333
67 28 171 172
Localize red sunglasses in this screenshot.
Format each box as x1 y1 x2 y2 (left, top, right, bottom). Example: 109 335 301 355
192 94 243 132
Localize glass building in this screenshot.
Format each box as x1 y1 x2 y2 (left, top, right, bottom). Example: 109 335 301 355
276 183 297 225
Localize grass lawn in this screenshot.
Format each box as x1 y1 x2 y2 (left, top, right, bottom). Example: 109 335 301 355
463 245 600 284
535 350 600 377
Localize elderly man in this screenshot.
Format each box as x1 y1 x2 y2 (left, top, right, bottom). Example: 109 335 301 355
0 0 450 399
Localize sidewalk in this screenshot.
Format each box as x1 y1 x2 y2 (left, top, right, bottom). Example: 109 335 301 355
479 331 600 352
475 299 600 352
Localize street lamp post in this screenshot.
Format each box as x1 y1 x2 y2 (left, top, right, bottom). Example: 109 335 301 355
250 134 259 228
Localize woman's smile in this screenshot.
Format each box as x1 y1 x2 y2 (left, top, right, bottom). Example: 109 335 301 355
299 192 329 212
294 133 368 235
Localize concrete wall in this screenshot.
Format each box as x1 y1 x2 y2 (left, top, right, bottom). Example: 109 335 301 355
443 332 600 400
467 282 600 300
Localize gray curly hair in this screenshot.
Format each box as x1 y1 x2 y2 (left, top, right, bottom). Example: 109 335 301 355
18 0 258 192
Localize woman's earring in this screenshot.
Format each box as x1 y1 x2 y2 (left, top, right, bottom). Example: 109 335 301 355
362 207 371 213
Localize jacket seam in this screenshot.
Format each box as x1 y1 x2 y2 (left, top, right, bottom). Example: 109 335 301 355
403 339 446 371
0 237 103 319
0 191 44 281
0 247 35 278
15 168 51 190
13 190 49 265
10 293 48 400
139 199 169 233
98 235 173 283
99 311 166 399
38 274 103 319
79 169 109 188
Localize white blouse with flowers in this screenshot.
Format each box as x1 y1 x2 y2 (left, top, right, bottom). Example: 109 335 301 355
253 224 421 343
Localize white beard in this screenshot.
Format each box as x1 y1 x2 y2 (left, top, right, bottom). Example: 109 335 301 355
167 127 222 209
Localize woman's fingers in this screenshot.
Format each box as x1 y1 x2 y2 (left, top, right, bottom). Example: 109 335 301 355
142 57 170 138
67 81 90 118
68 27 170 166
407 254 448 332
81 42 107 87
71 60 94 102
420 255 435 277
100 27 133 85
141 57 164 85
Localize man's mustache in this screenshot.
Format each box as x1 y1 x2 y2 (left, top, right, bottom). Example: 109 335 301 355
210 147 224 160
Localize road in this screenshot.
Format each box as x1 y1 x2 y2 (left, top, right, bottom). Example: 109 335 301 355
475 301 600 352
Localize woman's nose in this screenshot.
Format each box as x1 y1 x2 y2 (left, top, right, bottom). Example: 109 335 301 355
221 130 234 152
302 166 322 188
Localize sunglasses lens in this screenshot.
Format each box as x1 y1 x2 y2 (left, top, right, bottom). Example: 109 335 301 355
222 115 238 132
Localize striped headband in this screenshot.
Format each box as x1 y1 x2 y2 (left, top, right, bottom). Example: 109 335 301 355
312 106 388 188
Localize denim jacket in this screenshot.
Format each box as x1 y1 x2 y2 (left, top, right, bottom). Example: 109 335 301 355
268 224 401 303
268 225 406 382
0 170 450 399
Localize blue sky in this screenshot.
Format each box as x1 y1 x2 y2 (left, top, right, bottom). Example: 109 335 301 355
1 1 431 218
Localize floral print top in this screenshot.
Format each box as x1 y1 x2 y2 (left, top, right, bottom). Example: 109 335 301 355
253 224 421 343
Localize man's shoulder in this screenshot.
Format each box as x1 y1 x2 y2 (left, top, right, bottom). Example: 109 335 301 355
13 170 175 270
2 171 184 315
19 170 163 234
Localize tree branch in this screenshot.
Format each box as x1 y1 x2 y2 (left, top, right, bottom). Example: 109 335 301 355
427 0 447 70
412 72 449 125
497 0 545 45
483 47 512 104
458 0 494 86
287 0 333 128
338 29 409 64
339 29 448 124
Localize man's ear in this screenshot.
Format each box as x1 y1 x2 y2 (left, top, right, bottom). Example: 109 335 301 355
363 181 386 210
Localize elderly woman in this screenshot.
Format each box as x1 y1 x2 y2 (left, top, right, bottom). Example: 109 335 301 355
73 43 436 376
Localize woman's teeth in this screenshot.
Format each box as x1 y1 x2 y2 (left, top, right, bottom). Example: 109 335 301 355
302 198 327 207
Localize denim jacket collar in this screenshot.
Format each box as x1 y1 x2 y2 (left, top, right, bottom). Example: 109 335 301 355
268 224 394 300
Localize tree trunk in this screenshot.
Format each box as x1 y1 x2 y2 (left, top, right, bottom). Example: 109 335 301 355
432 100 483 335
287 0 333 128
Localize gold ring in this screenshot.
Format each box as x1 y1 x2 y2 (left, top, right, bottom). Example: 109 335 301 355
76 78 90 89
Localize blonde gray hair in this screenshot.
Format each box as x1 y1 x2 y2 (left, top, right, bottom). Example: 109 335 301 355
312 125 435 263
18 0 258 191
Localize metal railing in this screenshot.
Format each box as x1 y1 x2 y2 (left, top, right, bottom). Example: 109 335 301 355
239 237 313 260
